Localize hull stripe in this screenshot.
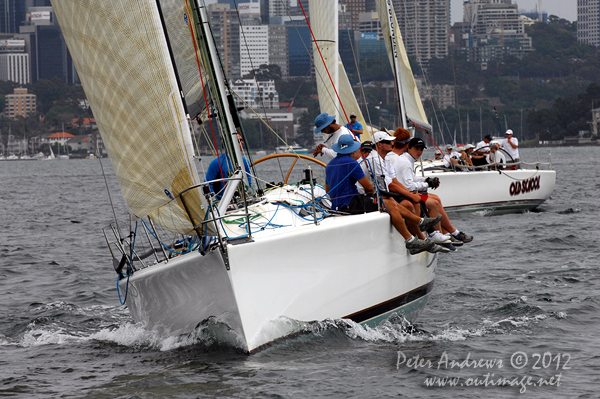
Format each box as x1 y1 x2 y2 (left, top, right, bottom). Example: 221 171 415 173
343 281 434 323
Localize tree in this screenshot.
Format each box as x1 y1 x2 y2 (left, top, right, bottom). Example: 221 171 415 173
243 64 282 81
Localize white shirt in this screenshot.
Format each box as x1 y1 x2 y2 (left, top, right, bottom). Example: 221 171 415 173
489 150 506 166
321 126 353 162
475 140 490 154
443 151 461 168
394 152 428 192
356 157 371 194
499 137 519 160
366 151 395 190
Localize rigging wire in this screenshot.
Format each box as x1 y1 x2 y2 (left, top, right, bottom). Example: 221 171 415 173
297 0 355 137
184 0 223 178
340 1 374 129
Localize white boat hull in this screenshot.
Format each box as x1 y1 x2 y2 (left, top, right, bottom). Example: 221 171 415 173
120 212 436 352
422 168 556 214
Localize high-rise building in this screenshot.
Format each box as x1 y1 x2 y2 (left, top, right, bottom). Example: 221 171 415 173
341 0 366 31
577 0 600 47
4 87 36 119
268 24 288 78
208 3 241 79
0 38 29 84
458 0 533 64
0 0 26 33
393 0 450 61
19 6 76 83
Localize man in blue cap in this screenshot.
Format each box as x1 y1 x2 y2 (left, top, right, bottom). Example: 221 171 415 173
313 112 353 162
325 134 443 255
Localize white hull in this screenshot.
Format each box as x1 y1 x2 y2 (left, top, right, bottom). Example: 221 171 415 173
120 211 436 352
421 167 556 214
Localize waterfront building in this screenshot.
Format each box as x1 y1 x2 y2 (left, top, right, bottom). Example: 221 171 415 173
230 78 279 109
0 39 29 84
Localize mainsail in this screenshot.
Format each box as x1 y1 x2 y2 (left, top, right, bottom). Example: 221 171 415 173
52 0 211 235
309 0 369 140
376 0 431 132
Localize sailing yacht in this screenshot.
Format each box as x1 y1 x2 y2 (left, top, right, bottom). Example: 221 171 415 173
53 0 436 352
375 0 555 214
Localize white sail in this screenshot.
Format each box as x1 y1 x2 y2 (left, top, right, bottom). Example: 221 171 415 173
52 0 211 235
309 0 370 140
376 0 431 132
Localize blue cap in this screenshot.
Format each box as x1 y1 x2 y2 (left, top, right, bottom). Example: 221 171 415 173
314 112 336 133
332 134 360 154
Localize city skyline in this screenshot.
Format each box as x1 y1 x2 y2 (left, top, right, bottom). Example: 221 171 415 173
450 0 576 23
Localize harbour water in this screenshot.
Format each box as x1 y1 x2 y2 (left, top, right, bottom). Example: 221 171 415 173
0 147 599 398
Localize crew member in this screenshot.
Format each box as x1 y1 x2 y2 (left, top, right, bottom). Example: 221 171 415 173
313 112 353 162
344 112 364 140
500 129 520 166
205 134 251 198
325 134 441 255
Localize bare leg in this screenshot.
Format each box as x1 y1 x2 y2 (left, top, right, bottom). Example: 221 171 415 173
425 197 442 231
429 193 456 233
399 199 425 239
382 198 412 240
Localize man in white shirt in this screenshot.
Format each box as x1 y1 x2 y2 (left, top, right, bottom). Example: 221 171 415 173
364 131 448 253
472 135 492 166
312 112 354 162
392 137 474 246
499 129 519 165
443 144 464 169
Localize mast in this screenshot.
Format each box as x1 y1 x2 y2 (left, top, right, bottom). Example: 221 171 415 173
382 0 407 129
191 0 248 186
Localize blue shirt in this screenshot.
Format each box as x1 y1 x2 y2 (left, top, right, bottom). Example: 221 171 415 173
345 121 363 140
325 154 365 210
205 154 251 197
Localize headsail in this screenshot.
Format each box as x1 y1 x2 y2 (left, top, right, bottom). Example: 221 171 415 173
52 0 212 235
376 0 431 133
309 0 370 140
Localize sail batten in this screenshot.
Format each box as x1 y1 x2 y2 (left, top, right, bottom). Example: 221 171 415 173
52 0 212 235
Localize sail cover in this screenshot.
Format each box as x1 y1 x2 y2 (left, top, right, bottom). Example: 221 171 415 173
377 0 431 132
52 0 212 235
309 0 369 140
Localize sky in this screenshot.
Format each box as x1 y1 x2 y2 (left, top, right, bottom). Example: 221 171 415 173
450 0 577 23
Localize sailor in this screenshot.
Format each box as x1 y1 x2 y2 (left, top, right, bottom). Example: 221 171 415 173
393 137 474 247
344 112 364 140
365 131 449 253
461 144 475 167
313 112 353 162
472 135 492 166
489 143 507 170
205 133 251 198
443 144 463 169
499 129 520 166
325 134 441 255
434 150 443 160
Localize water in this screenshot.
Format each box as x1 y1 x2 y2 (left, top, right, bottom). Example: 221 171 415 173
1 147 598 398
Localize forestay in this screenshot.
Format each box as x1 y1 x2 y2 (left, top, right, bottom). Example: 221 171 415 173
52 0 212 235
376 0 431 133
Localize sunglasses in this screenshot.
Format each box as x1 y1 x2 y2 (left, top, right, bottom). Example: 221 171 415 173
380 140 392 145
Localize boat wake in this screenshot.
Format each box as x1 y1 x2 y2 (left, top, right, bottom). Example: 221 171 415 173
0 301 566 353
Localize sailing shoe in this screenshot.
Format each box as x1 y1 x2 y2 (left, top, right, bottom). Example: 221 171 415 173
419 215 442 232
428 244 451 254
448 235 464 246
440 242 457 252
455 231 474 243
428 231 451 244
406 238 435 255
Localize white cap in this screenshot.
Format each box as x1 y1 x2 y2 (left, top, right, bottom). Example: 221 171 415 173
373 131 395 143
505 129 513 135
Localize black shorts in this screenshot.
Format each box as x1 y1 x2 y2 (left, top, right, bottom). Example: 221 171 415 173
339 194 379 214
